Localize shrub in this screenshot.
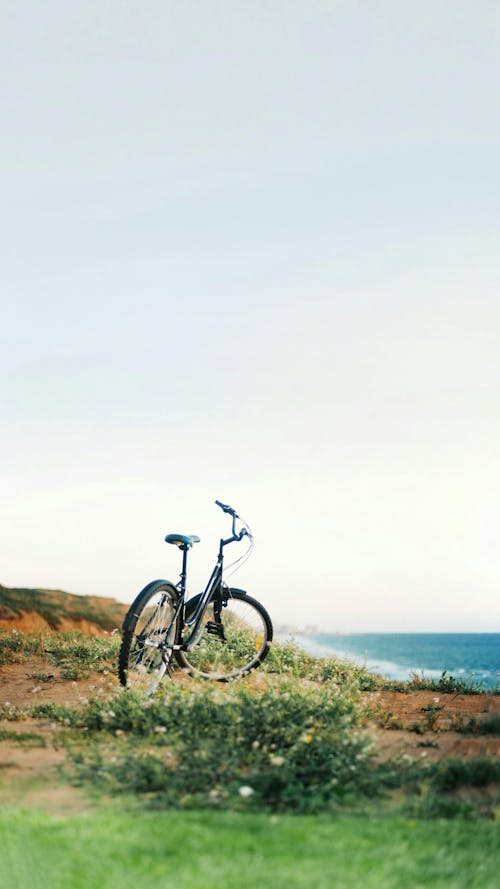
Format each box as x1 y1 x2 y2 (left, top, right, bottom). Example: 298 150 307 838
431 757 500 792
70 679 372 813
460 713 500 736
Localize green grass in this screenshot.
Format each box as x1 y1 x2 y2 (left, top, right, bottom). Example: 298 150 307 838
1 806 499 889
1 627 495 694
0 628 120 677
388 669 497 695
0 730 46 747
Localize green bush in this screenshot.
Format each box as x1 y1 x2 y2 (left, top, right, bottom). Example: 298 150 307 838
431 757 500 792
461 713 500 735
70 680 372 813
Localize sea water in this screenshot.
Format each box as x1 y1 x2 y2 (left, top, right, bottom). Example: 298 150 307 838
296 633 500 690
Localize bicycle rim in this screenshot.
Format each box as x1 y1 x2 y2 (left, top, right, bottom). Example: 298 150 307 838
175 591 271 681
120 587 178 693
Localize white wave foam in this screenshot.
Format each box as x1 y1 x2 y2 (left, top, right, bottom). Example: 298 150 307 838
293 634 443 682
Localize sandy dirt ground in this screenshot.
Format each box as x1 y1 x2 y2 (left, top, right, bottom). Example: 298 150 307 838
365 689 500 761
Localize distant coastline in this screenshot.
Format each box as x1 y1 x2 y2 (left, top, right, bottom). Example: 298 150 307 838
283 631 500 691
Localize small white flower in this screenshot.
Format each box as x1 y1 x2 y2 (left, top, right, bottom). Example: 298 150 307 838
238 785 254 798
270 756 285 767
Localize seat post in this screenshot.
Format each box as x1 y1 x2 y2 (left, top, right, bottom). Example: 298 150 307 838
179 545 189 595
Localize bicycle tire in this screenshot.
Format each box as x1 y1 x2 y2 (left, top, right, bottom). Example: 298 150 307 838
118 580 180 693
175 588 273 681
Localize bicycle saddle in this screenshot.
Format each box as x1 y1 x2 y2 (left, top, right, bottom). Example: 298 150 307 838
164 534 200 548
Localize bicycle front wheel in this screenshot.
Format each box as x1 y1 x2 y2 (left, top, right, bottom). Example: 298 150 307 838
119 581 179 693
175 589 272 681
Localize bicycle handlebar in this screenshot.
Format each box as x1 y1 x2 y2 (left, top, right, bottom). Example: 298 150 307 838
215 500 253 552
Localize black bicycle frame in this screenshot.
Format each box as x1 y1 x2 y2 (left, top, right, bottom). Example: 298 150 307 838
182 561 223 630
178 512 244 641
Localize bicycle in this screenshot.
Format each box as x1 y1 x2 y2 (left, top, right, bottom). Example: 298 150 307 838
118 500 273 692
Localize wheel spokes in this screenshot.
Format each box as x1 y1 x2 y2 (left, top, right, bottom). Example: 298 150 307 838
181 597 268 678
125 591 177 691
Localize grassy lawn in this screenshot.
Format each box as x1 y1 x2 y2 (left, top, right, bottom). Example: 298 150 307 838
1 807 499 889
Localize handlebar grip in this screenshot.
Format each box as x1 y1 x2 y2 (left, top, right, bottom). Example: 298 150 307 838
215 499 234 515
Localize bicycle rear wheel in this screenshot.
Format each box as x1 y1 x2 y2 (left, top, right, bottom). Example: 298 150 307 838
119 581 179 693
175 588 272 681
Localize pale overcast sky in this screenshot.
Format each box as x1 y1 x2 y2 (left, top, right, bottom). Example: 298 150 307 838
1 1 499 631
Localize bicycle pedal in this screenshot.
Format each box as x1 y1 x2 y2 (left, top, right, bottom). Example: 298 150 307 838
206 620 226 640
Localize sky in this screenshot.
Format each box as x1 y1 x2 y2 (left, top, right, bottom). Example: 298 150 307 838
1 1 500 631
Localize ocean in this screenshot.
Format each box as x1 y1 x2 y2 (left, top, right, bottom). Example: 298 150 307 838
296 633 500 690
